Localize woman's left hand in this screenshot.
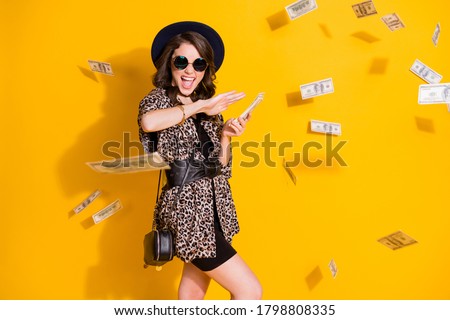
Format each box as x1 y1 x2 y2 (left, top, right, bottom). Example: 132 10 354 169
222 114 251 139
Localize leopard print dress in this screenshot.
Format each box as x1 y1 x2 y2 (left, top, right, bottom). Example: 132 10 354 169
138 87 239 263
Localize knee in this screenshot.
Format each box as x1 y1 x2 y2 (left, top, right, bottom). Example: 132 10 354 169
249 281 263 300
233 280 263 300
178 282 207 300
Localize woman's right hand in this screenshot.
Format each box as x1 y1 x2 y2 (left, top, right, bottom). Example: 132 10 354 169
201 91 246 116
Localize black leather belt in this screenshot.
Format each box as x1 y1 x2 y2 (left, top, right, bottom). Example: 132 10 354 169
166 157 222 188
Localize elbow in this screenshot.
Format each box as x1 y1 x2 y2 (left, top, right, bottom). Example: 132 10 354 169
141 114 157 132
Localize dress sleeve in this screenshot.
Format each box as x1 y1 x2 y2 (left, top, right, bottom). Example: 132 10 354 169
137 88 169 153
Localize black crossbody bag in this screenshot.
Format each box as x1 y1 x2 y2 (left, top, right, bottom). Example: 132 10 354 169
143 169 188 270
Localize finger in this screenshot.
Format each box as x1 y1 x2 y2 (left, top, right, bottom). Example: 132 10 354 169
232 117 241 126
227 95 245 105
227 118 236 127
232 92 246 102
233 121 244 131
237 117 247 127
229 122 243 134
222 90 237 99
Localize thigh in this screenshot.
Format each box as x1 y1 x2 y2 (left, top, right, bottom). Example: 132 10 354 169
205 253 261 299
179 262 211 299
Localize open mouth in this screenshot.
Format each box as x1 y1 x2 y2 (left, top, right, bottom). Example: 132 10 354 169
181 76 195 89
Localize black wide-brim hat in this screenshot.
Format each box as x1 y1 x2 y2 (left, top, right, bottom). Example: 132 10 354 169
151 21 225 71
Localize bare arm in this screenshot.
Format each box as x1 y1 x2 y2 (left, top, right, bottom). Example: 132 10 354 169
141 91 246 132
140 99 203 132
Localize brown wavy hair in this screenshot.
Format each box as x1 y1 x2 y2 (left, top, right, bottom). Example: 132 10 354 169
152 31 217 107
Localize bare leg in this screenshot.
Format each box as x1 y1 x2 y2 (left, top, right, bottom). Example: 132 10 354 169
206 254 262 300
178 262 211 300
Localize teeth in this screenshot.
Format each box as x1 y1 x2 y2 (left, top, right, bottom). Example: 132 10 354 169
181 77 194 81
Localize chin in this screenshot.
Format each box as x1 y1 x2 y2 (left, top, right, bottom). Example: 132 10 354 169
178 87 196 97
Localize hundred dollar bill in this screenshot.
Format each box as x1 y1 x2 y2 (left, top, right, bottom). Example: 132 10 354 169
328 259 338 278
73 189 102 214
310 119 342 136
88 59 114 75
381 13 405 31
418 83 450 105
352 1 377 18
283 158 297 185
410 59 442 84
87 152 169 174
432 22 441 47
377 230 417 250
92 199 122 224
285 0 318 20
300 78 334 99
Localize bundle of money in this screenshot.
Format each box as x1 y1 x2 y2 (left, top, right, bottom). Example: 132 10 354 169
432 23 441 47
86 153 169 174
88 60 114 75
310 119 342 135
381 13 405 31
410 59 442 84
300 78 334 99
378 231 417 250
352 1 377 18
285 0 318 20
418 83 450 105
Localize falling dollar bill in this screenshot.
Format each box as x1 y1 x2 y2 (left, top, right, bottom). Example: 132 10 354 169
285 0 318 20
381 13 405 31
92 199 122 224
283 158 297 185
410 59 443 84
377 230 418 250
87 152 169 174
73 189 102 214
432 22 441 47
418 83 450 105
88 60 114 75
300 78 334 99
310 119 342 135
352 1 377 18
328 259 338 278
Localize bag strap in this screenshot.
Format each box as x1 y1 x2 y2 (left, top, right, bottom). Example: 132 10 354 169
151 171 162 231
155 170 162 204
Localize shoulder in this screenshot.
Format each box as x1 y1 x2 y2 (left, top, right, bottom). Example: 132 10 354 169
139 87 171 110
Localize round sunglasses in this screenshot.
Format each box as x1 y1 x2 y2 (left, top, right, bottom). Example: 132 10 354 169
172 56 208 72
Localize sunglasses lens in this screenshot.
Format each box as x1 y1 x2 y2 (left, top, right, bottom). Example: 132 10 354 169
173 56 188 70
193 58 207 72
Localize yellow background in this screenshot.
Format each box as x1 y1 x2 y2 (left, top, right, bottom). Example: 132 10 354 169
1 0 449 299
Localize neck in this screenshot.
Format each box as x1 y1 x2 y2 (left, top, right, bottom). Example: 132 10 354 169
177 94 192 105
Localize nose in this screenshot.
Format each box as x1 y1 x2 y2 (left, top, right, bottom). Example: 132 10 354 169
184 63 195 74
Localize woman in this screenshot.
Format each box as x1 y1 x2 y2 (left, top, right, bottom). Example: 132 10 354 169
138 21 262 300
